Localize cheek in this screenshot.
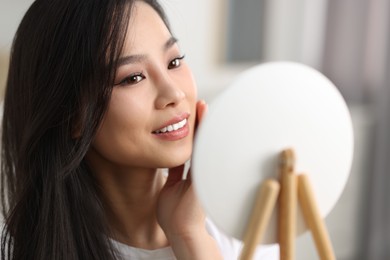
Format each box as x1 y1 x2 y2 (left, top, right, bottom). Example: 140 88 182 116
178 65 198 113
91 91 150 159
179 66 198 130
183 66 198 99
102 92 144 133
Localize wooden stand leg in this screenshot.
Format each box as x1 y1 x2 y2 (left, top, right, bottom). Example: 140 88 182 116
297 174 336 260
240 149 336 260
278 149 298 260
240 179 280 260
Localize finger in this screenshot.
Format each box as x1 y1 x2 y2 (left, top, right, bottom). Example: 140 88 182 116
165 164 185 187
195 100 208 129
197 100 208 123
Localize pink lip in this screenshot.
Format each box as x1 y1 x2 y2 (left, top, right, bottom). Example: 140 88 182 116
152 112 190 141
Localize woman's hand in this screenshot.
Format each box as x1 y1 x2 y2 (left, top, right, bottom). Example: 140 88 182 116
156 164 204 240
156 100 222 259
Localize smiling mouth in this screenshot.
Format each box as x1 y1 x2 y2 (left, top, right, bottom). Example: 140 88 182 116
152 118 187 134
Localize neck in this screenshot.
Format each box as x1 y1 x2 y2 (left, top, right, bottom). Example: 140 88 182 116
92 161 169 249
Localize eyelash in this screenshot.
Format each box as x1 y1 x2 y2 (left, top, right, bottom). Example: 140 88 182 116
168 55 185 69
116 72 145 87
115 55 186 87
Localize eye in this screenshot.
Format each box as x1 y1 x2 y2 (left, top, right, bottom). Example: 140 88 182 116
168 55 185 69
115 73 145 86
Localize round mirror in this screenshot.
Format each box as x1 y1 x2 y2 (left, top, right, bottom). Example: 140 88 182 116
192 62 354 244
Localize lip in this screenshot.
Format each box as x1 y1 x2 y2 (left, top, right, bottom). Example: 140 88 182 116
152 112 190 141
153 112 190 132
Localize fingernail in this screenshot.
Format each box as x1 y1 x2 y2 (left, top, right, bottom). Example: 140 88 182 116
199 99 207 105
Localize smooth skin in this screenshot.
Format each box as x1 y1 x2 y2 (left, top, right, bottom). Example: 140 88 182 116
86 1 222 259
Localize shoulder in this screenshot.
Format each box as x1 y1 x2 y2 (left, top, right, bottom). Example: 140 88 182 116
205 218 280 260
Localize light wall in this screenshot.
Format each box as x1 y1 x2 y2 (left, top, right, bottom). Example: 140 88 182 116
0 52 9 97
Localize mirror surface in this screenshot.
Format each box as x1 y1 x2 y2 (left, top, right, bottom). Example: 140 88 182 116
192 62 354 244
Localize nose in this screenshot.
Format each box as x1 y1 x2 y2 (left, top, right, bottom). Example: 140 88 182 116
154 74 185 109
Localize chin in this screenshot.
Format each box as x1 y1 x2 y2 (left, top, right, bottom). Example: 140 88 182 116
163 157 190 169
160 151 192 168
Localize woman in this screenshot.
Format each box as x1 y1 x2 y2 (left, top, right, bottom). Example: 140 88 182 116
1 0 278 259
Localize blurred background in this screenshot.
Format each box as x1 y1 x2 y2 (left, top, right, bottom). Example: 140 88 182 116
1 0 389 259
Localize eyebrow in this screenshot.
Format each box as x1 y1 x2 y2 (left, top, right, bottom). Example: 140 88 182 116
116 36 178 67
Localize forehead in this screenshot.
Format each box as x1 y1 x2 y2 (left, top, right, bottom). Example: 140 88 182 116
124 1 171 53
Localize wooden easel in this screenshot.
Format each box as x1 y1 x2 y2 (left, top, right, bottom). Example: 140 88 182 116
239 149 336 260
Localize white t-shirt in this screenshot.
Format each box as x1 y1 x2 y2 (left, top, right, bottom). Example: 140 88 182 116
111 219 279 260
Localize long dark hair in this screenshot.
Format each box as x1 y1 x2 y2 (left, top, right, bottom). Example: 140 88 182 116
1 0 170 259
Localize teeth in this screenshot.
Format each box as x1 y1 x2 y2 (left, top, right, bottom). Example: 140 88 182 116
154 118 187 134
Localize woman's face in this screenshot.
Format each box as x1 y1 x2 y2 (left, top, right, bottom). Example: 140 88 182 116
88 1 197 169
